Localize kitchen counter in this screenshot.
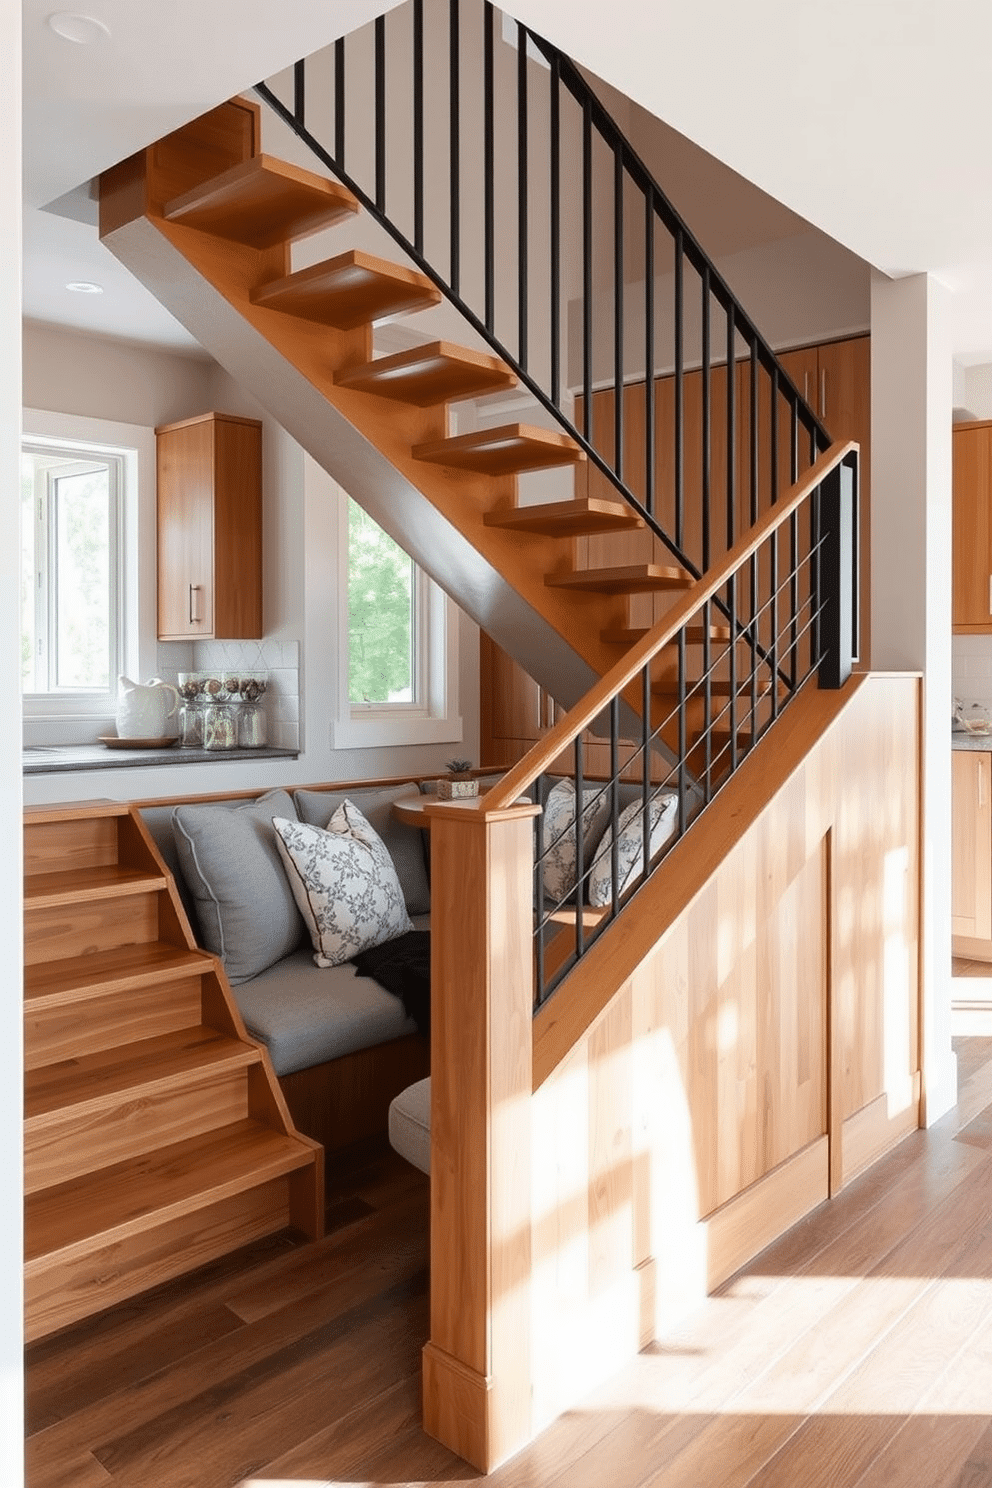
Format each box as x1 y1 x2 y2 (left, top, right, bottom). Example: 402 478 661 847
23 743 298 776
952 731 992 752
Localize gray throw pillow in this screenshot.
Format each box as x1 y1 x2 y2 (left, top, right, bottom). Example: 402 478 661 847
172 788 304 983
294 784 431 915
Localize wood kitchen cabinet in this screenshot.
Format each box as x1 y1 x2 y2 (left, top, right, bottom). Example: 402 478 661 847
480 632 557 767
951 748 992 950
156 411 263 640
952 420 992 633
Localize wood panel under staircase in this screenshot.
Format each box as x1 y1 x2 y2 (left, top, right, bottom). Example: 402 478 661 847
98 100 702 738
23 800 322 1342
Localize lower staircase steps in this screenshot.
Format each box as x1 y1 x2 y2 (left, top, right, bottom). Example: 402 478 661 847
163 154 359 247
22 802 323 1341
547 563 693 595
251 247 442 328
485 495 645 537
335 340 517 405
602 621 733 646
412 423 586 476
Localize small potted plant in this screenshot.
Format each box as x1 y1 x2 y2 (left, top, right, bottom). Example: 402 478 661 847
436 758 478 799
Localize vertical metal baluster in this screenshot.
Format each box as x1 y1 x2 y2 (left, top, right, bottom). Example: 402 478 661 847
677 625 687 836
701 267 711 573
702 599 712 801
642 666 652 843
413 0 424 257
518 24 528 369
293 59 305 128
582 97 592 442
674 230 684 553
549 52 560 404
334 37 345 166
535 771 545 1004
614 145 624 485
726 304 736 552
728 571 738 773
610 700 621 920
790 397 799 689
644 193 655 520
575 738 586 961
449 0 460 294
374 15 386 213
749 340 758 738
770 368 780 718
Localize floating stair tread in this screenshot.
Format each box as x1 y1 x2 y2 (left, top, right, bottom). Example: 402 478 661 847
547 563 692 595
25 1120 311 1268
163 155 358 248
251 248 441 329
485 496 644 537
24 941 211 1009
24 800 129 825
335 341 517 406
545 906 610 929
25 1026 259 1125
653 676 788 700
601 622 732 646
24 863 168 909
413 424 585 476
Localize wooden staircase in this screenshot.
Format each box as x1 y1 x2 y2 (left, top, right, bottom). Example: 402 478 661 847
23 800 323 1342
99 99 726 740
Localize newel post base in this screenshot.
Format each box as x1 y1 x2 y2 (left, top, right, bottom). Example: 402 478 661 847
422 798 539 1472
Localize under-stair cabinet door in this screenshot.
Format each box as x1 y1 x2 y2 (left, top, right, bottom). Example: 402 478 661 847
952 420 992 633
156 411 263 640
951 749 992 943
480 632 554 767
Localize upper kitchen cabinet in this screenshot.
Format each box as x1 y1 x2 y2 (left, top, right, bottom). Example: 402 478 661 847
953 420 992 633
156 411 263 640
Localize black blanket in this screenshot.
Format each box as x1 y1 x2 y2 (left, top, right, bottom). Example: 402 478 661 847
351 930 430 1038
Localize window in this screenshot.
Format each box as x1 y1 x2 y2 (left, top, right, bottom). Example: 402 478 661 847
21 438 124 713
331 493 462 749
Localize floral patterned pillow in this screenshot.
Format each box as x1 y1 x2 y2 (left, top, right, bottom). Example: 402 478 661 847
587 791 679 907
272 803 413 968
540 778 611 905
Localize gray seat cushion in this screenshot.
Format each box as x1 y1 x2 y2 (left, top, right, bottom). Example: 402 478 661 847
171 788 305 985
235 911 430 1075
294 784 431 915
389 1076 431 1174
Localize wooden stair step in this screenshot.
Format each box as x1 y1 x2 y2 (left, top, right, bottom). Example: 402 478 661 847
24 1120 313 1268
24 1026 258 1126
24 863 168 909
544 906 610 930
485 495 644 537
163 154 358 247
23 942 211 1010
547 563 692 595
335 340 516 406
251 248 441 329
653 676 788 700
24 800 129 825
412 423 585 476
601 622 733 646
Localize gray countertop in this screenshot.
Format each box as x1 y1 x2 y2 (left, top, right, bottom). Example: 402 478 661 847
952 731 992 751
23 743 299 775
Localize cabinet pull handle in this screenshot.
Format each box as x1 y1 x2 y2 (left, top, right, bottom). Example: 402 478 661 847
980 760 985 811
820 368 827 419
189 583 201 624
988 575 992 616
803 371 809 402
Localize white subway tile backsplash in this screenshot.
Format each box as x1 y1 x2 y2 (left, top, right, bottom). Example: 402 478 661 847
953 634 992 705
177 638 301 752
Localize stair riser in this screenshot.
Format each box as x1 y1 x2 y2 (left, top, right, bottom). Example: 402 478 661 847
24 891 161 967
25 1066 251 1195
24 1176 291 1343
24 976 205 1072
24 817 118 878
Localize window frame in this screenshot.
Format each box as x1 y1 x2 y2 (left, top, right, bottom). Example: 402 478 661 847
330 490 463 750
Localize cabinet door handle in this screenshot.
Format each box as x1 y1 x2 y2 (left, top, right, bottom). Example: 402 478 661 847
803 371 809 402
820 368 827 419
988 575 992 616
980 760 985 811
189 583 201 624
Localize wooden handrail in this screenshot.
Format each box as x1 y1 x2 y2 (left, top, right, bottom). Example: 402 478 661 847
485 439 857 812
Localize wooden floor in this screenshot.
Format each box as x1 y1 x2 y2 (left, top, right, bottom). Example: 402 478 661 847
26 1038 992 1488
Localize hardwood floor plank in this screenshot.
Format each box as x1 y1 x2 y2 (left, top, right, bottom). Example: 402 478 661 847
23 1446 112 1488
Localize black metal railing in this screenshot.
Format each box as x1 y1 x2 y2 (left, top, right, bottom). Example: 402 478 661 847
255 0 831 599
484 443 857 1009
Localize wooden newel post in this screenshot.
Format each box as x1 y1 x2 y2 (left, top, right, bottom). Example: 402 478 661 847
422 796 540 1472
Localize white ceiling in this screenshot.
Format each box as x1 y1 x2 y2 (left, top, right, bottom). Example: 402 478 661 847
21 0 992 363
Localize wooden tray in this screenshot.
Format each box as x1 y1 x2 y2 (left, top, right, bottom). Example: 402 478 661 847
98 735 178 750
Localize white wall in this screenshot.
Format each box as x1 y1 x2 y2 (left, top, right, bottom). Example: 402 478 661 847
1 2 24 1479
22 322 480 805
962 364 992 421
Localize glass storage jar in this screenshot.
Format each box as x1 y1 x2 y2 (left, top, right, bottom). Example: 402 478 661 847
203 700 238 750
237 699 267 748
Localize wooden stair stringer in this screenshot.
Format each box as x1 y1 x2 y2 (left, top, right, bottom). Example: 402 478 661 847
99 141 670 717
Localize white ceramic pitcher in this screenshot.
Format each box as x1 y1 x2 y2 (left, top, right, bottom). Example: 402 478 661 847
115 676 180 738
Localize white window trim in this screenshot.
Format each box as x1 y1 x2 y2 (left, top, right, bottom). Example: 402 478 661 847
330 490 463 750
22 409 155 740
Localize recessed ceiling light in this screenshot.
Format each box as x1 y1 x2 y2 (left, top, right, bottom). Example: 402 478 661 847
47 12 111 44
65 281 103 294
